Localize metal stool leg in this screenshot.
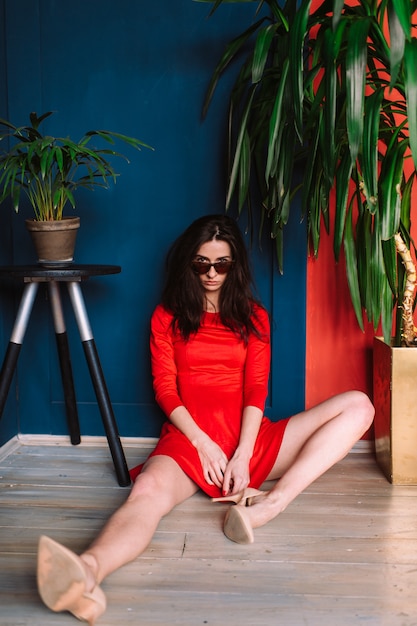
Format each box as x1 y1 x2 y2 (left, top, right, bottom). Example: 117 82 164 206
0 282 38 419
48 281 81 445
67 281 130 487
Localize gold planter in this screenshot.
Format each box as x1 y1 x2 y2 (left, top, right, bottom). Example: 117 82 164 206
25 216 80 264
373 336 417 484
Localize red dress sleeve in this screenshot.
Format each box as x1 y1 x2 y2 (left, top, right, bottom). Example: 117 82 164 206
243 305 271 411
150 305 184 417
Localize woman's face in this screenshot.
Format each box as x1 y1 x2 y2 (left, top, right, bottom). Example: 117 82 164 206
193 239 233 299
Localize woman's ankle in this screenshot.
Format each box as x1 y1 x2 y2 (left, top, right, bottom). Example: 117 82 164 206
80 552 100 590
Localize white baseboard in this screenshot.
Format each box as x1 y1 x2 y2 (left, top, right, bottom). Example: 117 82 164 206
15 433 159 449
0 435 21 462
1 433 374 458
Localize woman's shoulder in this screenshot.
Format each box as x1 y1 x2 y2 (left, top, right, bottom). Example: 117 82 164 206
251 301 269 321
250 301 270 337
151 304 174 329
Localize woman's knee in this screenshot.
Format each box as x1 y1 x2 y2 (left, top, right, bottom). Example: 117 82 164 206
127 457 196 513
126 472 175 518
346 390 375 432
129 470 163 500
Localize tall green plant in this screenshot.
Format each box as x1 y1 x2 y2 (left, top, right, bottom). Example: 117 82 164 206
201 0 417 346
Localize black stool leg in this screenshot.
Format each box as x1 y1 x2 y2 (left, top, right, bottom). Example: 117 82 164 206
66 281 130 487
48 281 81 445
0 282 38 419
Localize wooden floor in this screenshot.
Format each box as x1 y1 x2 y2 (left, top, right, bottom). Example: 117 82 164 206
1 438 417 626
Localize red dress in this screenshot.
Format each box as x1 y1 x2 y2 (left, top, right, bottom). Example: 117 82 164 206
129 303 290 497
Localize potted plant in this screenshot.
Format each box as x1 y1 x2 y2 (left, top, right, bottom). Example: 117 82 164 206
200 0 417 482
0 111 152 263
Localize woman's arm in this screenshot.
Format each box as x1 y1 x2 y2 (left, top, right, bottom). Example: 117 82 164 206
222 306 271 495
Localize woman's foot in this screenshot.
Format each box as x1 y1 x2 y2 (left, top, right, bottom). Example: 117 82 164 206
222 491 284 544
37 536 106 625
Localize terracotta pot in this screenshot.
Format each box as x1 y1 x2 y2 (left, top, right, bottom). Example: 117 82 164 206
373 336 417 484
25 216 80 264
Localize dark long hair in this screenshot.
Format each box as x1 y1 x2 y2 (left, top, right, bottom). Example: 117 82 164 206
161 214 264 341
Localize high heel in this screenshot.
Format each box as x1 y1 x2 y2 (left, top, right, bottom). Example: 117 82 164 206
224 506 254 544
37 535 106 625
211 487 264 506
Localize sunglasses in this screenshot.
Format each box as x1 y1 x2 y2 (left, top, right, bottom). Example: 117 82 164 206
191 260 235 275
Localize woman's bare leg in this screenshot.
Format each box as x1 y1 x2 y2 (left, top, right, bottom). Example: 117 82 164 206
241 391 374 530
80 455 198 588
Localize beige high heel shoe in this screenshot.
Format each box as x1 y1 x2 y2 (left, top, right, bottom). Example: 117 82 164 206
211 487 264 506
37 535 106 625
212 488 265 544
223 505 254 544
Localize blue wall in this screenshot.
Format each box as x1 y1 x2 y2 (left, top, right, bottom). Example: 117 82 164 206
0 0 18 445
0 0 306 446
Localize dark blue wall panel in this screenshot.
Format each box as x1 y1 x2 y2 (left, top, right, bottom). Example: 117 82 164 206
0 0 306 444
0 0 19 445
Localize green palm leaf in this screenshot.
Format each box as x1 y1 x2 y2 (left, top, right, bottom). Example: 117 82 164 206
226 86 257 209
381 236 397 302
400 171 415 231
332 0 346 30
369 224 386 329
346 18 370 163
388 1 406 85
390 0 411 40
361 89 383 213
238 130 251 213
380 275 394 344
380 140 407 240
289 0 311 142
266 58 289 182
252 24 276 84
321 27 337 188
404 38 417 170
334 149 353 260
344 199 364 330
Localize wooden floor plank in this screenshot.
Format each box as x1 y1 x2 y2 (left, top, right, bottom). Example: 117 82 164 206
2 441 417 625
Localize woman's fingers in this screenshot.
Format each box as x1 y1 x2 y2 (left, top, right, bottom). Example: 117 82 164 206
207 466 224 487
222 459 250 495
206 456 229 487
197 441 229 488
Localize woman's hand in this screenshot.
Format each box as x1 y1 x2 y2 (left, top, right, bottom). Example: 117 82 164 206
222 452 251 496
194 435 229 488
168 406 229 488
221 405 263 496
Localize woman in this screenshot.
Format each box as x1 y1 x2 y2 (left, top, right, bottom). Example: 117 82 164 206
37 214 374 625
